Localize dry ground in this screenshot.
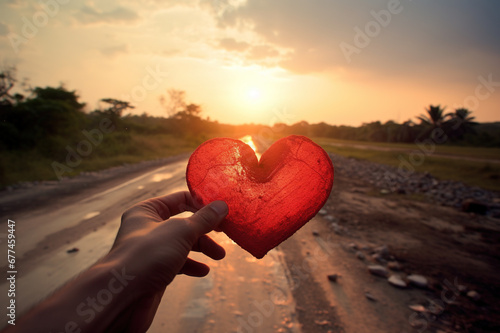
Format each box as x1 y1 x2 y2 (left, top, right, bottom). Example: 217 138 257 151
306 173 500 332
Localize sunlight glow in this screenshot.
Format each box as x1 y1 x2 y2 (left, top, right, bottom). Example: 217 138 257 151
247 88 261 101
240 135 257 153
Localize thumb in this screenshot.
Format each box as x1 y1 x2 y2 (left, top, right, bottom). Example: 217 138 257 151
188 201 228 236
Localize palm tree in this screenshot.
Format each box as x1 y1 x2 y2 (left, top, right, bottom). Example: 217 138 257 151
416 105 451 141
450 108 476 124
447 108 477 140
417 105 449 129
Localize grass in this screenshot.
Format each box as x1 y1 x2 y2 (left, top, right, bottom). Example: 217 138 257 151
0 134 200 188
3 133 500 192
320 143 500 192
315 137 500 161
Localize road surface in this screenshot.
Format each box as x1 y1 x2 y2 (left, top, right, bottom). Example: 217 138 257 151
0 138 423 333
0 157 303 332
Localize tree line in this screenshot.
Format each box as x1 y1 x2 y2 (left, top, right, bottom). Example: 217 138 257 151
280 104 497 146
1 68 499 164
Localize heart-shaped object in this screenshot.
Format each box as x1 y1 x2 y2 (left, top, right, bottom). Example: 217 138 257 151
186 135 334 258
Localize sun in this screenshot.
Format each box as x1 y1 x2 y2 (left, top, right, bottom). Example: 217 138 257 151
247 88 261 102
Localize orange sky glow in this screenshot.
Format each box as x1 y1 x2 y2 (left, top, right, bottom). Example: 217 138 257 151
1 1 499 126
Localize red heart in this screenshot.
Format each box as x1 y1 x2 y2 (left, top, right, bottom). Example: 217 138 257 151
186 135 334 258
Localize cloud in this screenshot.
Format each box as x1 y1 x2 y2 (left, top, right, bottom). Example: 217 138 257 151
248 44 279 59
0 22 8 37
76 4 140 25
199 0 248 18
204 0 500 81
218 38 250 52
216 36 285 68
100 44 129 57
3 0 20 7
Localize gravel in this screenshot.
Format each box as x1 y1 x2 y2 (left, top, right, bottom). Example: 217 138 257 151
329 154 499 215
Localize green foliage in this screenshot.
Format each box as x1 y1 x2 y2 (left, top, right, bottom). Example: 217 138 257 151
0 86 88 152
279 105 493 147
99 98 134 127
32 86 86 110
1 70 499 188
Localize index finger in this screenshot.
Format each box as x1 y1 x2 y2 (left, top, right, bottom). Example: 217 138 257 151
138 191 203 221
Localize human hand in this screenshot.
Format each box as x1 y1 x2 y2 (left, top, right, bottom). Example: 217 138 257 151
106 191 228 331
3 191 228 333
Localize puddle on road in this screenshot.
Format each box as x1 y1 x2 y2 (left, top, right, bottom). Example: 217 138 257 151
82 211 100 220
152 172 174 182
150 164 187 183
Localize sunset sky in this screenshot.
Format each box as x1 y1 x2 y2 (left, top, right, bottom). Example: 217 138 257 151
1 0 499 126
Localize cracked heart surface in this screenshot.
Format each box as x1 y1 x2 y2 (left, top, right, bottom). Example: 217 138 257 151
186 135 334 258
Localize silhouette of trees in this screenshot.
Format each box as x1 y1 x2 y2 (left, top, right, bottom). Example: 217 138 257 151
97 98 135 127
0 67 26 109
0 68 16 106
417 105 449 129
160 89 186 118
173 103 202 121
32 86 86 110
417 105 450 136
1 86 87 153
0 74 497 168
446 108 477 141
416 104 453 141
413 105 479 143
158 89 208 137
100 98 134 117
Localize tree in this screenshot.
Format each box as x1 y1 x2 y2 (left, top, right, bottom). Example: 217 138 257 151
173 103 202 121
0 68 16 105
1 86 87 152
34 86 86 110
100 98 134 117
159 89 205 134
363 121 385 141
447 108 477 141
417 105 449 129
0 67 25 108
160 89 186 118
396 119 417 143
96 98 135 128
416 104 452 141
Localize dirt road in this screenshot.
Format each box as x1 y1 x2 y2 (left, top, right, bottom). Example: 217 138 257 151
1 140 499 332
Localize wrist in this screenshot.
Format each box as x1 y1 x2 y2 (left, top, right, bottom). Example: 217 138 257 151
10 258 142 333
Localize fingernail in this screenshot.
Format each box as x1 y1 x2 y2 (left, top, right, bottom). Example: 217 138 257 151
210 201 228 216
